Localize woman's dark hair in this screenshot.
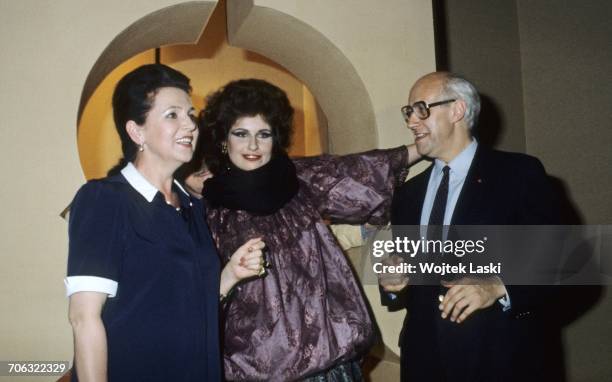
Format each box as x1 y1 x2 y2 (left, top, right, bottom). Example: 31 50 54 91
199 79 294 174
107 64 191 176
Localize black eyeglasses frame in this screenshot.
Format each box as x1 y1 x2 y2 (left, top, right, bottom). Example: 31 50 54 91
401 99 456 121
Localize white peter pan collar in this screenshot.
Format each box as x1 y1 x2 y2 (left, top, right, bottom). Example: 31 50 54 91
121 162 190 202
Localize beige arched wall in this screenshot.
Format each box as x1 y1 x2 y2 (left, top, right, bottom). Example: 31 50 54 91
0 1 434 380
237 0 436 156
77 1 218 122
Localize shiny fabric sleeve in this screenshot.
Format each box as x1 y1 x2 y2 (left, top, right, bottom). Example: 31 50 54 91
294 146 408 224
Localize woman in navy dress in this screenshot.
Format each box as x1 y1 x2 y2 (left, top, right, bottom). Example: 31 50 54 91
65 64 265 382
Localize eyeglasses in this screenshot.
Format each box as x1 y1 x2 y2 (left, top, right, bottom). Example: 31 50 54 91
401 99 455 121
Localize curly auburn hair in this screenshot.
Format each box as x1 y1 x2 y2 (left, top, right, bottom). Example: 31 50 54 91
199 79 294 174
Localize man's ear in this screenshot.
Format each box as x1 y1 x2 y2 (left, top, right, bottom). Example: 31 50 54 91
451 99 467 124
126 120 144 146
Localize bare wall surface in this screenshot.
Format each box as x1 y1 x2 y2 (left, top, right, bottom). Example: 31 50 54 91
518 0 612 225
0 1 434 380
441 0 526 153
251 0 436 153
517 2 612 380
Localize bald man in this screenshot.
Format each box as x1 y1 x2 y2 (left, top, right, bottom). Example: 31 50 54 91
383 72 558 381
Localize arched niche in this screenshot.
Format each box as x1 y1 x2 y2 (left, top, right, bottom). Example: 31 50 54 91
77 1 217 124
226 0 377 154
77 0 377 157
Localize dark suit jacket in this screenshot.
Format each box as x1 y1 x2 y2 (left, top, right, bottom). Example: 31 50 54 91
388 145 559 382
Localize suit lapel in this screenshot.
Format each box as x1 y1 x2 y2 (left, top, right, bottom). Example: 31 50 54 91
450 146 488 225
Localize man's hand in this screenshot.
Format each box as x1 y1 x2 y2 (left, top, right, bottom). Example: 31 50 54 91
380 277 409 293
439 277 507 323
378 255 409 292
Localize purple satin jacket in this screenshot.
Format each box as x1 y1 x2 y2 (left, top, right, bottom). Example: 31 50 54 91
206 147 408 381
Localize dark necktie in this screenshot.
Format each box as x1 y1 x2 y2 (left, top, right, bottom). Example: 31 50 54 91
429 165 451 226
428 166 450 290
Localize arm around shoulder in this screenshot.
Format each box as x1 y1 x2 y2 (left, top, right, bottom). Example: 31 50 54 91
294 145 414 224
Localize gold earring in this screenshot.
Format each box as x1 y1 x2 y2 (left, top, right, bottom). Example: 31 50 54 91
221 142 227 154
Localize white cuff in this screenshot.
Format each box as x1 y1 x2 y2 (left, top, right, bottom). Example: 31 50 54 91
64 276 118 298
498 292 511 312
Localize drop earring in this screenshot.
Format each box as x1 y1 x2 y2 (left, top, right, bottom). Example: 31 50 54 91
138 143 145 152
222 142 231 171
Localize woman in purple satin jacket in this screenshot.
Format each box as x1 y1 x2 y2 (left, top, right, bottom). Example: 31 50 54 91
198 79 419 381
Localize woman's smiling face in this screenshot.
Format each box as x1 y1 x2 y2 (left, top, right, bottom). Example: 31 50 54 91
137 87 198 167
226 115 274 171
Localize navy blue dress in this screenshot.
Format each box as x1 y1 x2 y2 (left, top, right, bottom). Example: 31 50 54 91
67 172 221 381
